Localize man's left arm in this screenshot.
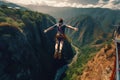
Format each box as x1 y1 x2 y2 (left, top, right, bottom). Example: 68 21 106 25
66 25 78 31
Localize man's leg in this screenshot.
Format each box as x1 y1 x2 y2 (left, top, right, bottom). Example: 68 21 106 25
54 39 59 59
55 40 59 52
58 40 64 59
59 40 64 53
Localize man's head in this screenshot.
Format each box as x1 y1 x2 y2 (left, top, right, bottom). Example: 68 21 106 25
58 18 63 24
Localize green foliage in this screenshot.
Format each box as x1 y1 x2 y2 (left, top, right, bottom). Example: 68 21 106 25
0 6 55 30
0 17 6 22
0 4 58 80
63 45 99 80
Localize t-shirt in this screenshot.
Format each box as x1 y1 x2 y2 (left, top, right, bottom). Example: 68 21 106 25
50 23 67 34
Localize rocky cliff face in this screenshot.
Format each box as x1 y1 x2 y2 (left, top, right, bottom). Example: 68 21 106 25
78 44 115 80
0 6 73 80
0 23 55 80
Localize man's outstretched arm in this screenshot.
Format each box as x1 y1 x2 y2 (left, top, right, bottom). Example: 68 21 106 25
44 24 56 33
66 25 78 31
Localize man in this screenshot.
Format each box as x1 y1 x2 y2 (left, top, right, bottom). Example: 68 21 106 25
44 18 78 59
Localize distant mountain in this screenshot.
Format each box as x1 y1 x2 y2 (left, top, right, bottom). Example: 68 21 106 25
23 5 120 19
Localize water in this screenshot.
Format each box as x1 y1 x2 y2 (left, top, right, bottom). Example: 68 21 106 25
54 65 68 80
54 44 79 80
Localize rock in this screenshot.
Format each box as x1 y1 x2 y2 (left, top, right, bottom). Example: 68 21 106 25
79 44 115 80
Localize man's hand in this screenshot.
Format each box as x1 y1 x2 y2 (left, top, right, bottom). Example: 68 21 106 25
44 30 47 33
74 27 78 31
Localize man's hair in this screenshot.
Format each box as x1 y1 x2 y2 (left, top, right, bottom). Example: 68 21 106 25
59 18 63 23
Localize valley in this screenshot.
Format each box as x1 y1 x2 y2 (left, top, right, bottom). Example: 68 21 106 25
0 1 119 80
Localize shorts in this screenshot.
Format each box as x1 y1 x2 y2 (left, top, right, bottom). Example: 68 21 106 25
55 33 66 41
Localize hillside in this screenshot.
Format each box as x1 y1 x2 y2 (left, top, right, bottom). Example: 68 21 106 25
0 5 74 80
63 42 115 80
79 44 115 80
66 15 104 46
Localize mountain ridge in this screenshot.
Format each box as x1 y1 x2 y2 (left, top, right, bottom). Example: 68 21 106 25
22 5 120 19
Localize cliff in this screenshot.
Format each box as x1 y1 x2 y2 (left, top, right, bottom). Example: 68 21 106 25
78 44 115 80
0 5 73 80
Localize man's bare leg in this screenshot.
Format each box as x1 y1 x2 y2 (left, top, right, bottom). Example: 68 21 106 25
54 40 59 59
58 40 64 59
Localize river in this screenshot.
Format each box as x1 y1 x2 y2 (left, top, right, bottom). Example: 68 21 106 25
54 44 80 80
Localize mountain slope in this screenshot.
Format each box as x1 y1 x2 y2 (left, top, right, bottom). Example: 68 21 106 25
66 15 104 46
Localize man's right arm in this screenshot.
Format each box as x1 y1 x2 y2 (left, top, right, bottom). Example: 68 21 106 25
44 24 56 33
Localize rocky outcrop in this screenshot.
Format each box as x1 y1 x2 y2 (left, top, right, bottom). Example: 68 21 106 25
78 44 115 80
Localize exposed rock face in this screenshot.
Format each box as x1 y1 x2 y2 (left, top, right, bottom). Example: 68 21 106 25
78 44 115 80
0 23 55 80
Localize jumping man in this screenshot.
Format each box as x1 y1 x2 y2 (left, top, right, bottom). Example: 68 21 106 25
44 18 78 59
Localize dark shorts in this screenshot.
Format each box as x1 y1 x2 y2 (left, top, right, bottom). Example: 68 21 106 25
55 33 66 42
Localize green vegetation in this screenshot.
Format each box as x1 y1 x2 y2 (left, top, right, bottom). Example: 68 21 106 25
0 5 56 30
0 4 75 80
0 4 58 80
62 8 117 79
63 38 112 80
63 45 100 80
